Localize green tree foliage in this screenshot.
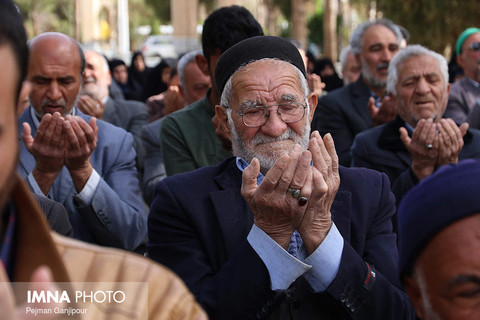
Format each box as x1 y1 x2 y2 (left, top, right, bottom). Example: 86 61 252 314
372 0 478 54
145 0 215 23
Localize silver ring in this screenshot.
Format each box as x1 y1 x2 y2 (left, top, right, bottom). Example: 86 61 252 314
425 143 433 149
287 187 301 199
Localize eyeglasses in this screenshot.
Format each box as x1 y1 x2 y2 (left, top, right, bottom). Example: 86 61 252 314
230 102 307 128
468 42 480 52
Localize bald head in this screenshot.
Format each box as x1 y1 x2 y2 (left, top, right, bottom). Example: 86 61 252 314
27 32 85 117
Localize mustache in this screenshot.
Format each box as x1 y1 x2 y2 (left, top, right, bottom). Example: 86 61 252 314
249 129 298 146
377 62 389 70
41 98 66 108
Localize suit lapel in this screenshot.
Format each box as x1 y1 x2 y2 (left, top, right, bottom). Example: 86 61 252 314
351 76 373 127
378 117 411 167
211 159 254 258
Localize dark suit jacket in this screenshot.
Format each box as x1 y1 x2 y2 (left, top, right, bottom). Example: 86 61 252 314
445 77 480 124
147 157 414 320
351 116 480 206
311 76 373 167
103 97 148 170
33 193 73 237
18 106 147 250
140 118 166 205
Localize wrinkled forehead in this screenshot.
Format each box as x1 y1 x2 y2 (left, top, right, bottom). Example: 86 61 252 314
231 59 304 105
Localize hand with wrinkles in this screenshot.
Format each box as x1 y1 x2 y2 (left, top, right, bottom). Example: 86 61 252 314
298 131 340 255
63 115 98 192
368 96 397 126
435 118 468 167
241 144 312 249
77 94 105 119
22 112 66 194
400 118 439 181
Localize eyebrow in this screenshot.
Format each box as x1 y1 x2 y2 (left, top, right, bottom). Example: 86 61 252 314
445 274 480 293
238 94 300 110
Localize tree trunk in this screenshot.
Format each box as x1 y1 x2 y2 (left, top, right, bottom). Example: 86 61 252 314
291 0 308 49
324 0 338 60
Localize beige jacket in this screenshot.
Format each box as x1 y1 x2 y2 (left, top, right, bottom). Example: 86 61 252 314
0 176 207 320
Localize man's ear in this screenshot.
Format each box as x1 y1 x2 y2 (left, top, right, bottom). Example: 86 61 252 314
403 276 426 319
214 104 231 136
354 53 362 66
196 54 209 77
307 93 318 123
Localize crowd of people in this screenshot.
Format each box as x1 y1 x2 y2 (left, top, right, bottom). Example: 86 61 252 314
2 0 480 319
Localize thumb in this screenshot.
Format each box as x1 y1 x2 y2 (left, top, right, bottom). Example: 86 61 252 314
241 158 260 200
399 127 411 147
459 122 469 136
22 122 34 151
368 97 377 116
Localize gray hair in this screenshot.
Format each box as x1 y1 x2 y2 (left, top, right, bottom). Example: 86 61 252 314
339 45 353 71
350 19 402 55
85 50 109 74
178 49 202 88
220 58 310 109
387 45 448 96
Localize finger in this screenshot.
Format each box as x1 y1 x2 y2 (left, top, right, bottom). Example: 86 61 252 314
278 144 303 191
73 116 93 146
35 113 54 145
89 116 99 140
260 155 291 194
289 149 312 191
22 122 34 150
310 131 329 174
459 122 469 137
49 114 64 148
399 127 411 147
368 97 377 117
63 119 80 151
324 133 339 175
241 158 260 200
424 122 437 147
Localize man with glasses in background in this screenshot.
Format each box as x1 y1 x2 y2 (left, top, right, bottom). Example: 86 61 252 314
445 28 480 124
148 36 414 320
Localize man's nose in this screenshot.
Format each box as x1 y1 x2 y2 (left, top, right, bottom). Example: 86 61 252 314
47 82 62 100
260 108 288 137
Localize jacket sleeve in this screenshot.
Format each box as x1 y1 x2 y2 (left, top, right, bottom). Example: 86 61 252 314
75 131 147 250
140 123 166 205
159 114 198 176
147 180 282 320
325 172 416 319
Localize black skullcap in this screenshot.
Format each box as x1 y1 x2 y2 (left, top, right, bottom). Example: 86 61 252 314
398 159 480 279
215 36 307 96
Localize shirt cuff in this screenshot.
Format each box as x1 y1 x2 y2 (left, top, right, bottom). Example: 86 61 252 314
303 222 344 292
75 169 100 204
247 224 311 290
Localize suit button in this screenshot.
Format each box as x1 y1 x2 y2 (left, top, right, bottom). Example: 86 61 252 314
340 294 347 303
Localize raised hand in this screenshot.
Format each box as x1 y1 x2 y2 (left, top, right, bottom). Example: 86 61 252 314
63 115 98 191
22 112 65 194
369 96 397 126
77 94 105 119
298 131 340 254
241 144 312 249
